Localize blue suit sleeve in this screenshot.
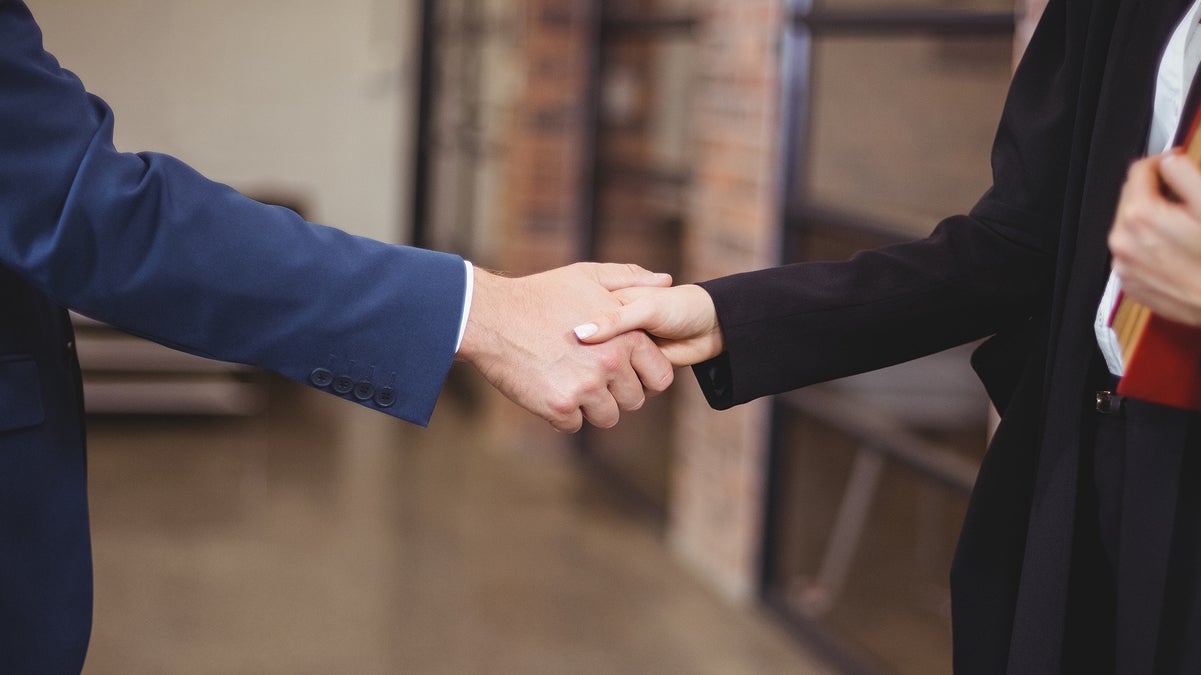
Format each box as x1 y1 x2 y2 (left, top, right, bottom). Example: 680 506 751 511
0 1 464 426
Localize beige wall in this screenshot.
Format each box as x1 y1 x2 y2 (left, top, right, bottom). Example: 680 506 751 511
26 0 421 244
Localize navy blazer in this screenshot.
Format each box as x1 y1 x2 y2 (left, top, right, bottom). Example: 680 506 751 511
0 1 465 670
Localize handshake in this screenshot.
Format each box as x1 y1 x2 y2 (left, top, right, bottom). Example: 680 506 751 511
455 262 725 432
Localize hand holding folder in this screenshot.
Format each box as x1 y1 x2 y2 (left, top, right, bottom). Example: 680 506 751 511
1109 107 1201 411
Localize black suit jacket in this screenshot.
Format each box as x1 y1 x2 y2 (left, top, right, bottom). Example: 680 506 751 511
694 0 1200 672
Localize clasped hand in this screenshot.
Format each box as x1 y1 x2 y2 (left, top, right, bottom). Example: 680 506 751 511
457 263 726 433
456 263 678 432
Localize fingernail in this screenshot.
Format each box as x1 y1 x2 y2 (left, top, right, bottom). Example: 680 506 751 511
573 323 598 340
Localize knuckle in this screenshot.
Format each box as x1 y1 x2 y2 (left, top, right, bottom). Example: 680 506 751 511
615 331 642 348
582 374 607 395
1122 201 1156 228
612 287 638 304
546 392 577 417
594 349 624 374
1108 229 1126 254
1127 158 1146 179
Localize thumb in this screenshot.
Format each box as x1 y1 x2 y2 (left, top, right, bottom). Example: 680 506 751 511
588 262 672 291
573 299 659 344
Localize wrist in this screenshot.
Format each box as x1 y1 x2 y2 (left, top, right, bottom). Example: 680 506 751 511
686 284 725 357
456 267 506 367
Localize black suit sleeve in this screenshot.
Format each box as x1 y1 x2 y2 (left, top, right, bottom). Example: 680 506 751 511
693 0 1078 409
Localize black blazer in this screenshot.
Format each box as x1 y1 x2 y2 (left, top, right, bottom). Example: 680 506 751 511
694 0 1200 672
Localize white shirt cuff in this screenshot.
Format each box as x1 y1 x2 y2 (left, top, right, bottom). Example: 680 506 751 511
455 260 473 354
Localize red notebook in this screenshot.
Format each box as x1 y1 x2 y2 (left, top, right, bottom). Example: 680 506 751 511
1110 105 1201 411
1112 293 1201 410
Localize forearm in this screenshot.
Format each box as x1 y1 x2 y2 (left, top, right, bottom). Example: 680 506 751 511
695 215 1054 408
0 5 466 424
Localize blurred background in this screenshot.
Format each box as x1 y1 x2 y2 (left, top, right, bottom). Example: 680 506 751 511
29 0 1046 672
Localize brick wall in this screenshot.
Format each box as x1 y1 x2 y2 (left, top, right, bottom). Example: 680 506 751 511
497 0 594 276
427 0 1032 606
668 0 784 603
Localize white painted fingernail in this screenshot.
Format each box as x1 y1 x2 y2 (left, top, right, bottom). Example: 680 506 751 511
573 323 598 340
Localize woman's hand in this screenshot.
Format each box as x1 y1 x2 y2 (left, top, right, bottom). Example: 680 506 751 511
572 284 725 367
1110 152 1201 326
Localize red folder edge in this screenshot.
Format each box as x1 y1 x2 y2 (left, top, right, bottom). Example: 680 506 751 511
1117 314 1201 411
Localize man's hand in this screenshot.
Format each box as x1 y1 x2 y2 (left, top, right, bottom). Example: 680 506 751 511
456 263 675 433
1110 152 1201 326
572 284 725 367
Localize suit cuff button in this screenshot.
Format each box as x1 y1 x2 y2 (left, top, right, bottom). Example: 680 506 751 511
353 381 375 401
310 368 334 388
374 387 396 408
332 375 355 394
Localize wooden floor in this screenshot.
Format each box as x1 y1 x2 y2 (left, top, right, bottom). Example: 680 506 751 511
81 369 832 675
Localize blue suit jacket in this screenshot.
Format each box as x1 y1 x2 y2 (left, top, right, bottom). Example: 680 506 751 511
0 1 465 670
